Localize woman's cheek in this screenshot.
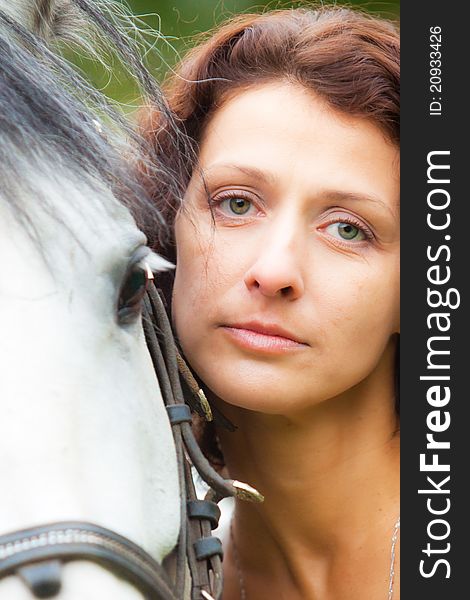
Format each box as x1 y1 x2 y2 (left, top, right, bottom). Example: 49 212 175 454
325 262 399 349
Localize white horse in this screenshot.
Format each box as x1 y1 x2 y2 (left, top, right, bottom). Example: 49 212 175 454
0 1 184 598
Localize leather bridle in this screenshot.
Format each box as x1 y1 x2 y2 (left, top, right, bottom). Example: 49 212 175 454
0 282 262 599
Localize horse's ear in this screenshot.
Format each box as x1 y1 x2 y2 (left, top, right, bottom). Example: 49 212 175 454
0 0 81 42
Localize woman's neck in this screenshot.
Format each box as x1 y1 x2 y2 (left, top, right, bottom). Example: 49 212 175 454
215 342 400 598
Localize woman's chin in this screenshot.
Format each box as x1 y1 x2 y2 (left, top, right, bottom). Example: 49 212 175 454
204 374 323 417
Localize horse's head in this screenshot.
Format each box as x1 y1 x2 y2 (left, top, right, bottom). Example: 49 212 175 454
0 1 184 597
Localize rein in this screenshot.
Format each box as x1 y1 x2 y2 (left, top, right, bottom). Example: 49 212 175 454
0 282 262 599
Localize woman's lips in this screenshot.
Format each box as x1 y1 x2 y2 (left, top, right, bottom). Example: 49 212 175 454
220 323 308 354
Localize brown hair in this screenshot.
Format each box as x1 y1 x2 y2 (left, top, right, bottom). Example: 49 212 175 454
139 6 400 455
140 5 399 255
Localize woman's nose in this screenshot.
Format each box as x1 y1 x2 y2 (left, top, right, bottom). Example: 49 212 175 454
243 233 305 300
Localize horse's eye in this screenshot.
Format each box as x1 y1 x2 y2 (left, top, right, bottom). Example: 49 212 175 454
117 262 152 324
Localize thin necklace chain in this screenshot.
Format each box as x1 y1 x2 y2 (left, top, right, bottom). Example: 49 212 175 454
230 515 400 600
230 520 247 600
388 516 400 600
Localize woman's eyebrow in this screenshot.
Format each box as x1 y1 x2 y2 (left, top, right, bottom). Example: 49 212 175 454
322 190 398 216
202 163 276 185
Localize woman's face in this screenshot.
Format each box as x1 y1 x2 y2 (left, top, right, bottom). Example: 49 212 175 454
173 83 399 414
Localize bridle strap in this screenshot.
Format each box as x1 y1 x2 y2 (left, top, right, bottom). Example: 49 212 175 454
142 285 225 600
0 522 178 600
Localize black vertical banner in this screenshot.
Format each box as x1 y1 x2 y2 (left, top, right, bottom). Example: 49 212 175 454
401 2 468 597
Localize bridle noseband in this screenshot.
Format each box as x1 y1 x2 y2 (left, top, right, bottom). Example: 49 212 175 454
0 283 263 599
0 522 180 599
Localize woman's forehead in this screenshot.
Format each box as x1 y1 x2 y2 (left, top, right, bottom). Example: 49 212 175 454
200 82 398 159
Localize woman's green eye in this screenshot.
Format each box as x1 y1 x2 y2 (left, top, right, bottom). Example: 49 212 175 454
338 223 363 240
228 197 252 215
326 222 366 241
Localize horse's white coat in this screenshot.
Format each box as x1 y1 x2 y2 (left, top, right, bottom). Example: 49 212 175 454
0 168 180 598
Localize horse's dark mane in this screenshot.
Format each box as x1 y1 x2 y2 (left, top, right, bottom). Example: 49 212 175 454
0 1 189 247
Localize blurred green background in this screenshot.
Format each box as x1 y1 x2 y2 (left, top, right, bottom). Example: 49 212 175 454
79 0 399 106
